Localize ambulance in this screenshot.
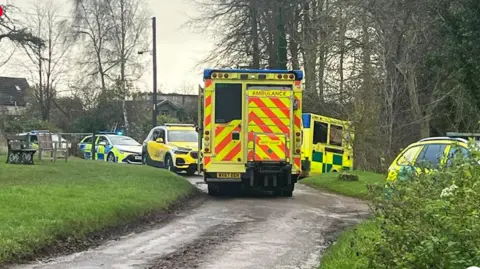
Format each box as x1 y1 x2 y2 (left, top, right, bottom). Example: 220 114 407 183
300 113 354 178
197 69 303 196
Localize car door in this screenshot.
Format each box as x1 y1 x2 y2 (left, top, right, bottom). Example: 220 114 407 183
96 136 108 161
445 144 470 167
79 136 93 159
387 145 424 181
147 129 166 162
414 143 449 173
156 129 167 162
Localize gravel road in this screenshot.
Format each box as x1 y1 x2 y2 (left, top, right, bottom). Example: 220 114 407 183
11 176 369 269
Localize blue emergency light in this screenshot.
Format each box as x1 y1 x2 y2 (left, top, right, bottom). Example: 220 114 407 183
97 131 122 135
302 113 311 128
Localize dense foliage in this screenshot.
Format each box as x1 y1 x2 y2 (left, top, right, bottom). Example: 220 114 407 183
365 142 480 268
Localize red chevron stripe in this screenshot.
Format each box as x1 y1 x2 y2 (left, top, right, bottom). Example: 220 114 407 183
269 97 290 118
294 157 301 168
294 115 301 129
249 98 290 133
250 98 290 118
223 142 241 161
214 125 241 155
203 156 211 167
205 79 212 87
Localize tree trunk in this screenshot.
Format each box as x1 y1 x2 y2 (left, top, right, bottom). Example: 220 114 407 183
316 0 328 103
249 1 260 69
301 2 317 96
120 0 129 132
275 0 287 69
288 3 300 70
338 4 346 103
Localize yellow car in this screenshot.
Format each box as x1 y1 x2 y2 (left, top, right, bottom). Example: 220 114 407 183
387 136 472 181
142 123 199 176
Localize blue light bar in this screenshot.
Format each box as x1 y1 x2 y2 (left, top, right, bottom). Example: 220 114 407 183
203 69 304 80
302 113 311 128
97 131 117 134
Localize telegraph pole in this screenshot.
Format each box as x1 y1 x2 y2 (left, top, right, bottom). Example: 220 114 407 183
152 17 158 127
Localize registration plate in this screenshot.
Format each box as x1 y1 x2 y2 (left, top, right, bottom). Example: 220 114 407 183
134 156 142 160
217 173 241 178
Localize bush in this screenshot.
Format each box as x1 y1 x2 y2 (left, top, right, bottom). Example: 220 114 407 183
0 115 61 133
366 142 480 268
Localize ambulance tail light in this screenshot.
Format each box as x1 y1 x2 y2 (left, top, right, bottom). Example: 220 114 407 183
295 131 302 153
204 130 210 152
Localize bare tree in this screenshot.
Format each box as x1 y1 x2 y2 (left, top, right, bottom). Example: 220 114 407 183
0 5 43 45
22 0 73 121
73 0 116 91
104 0 149 133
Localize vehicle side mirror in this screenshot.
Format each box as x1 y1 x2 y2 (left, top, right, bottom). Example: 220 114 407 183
156 138 164 143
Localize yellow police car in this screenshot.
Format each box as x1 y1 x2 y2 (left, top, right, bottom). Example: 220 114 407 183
142 124 199 175
78 132 143 164
387 135 475 181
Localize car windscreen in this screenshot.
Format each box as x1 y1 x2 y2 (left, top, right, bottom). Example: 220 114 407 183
167 130 198 142
108 136 140 146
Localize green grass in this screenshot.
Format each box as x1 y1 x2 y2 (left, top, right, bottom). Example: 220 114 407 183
0 158 194 264
319 220 379 269
300 170 385 199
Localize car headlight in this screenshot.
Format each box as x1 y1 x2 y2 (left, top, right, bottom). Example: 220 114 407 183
118 150 138 155
172 147 190 154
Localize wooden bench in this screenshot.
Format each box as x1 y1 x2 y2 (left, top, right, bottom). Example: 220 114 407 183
6 134 37 165
37 132 69 162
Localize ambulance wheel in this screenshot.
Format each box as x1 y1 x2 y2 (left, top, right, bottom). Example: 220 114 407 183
282 184 294 197
208 183 221 196
283 190 293 197
107 153 116 162
165 155 176 173
273 188 283 197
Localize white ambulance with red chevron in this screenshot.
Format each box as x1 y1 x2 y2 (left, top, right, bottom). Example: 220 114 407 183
197 69 304 196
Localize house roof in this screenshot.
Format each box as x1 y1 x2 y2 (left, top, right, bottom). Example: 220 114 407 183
157 99 179 110
0 76 29 106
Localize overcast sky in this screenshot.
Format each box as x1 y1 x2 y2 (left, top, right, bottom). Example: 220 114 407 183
0 0 213 94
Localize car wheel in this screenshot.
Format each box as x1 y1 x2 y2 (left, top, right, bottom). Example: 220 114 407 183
186 167 196 176
165 155 176 173
107 153 116 162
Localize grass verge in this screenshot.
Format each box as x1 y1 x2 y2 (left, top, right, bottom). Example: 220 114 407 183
300 170 385 199
0 158 194 264
319 220 379 269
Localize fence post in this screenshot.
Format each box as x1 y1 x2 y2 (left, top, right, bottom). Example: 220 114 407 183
91 131 96 160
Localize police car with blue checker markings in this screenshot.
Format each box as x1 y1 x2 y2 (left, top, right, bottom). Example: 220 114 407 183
78 133 143 164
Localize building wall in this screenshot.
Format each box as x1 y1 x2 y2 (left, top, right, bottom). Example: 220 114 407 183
158 104 178 117
141 93 198 107
160 94 198 107
0 105 26 116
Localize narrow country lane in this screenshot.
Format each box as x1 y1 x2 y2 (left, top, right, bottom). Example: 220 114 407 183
11 176 369 269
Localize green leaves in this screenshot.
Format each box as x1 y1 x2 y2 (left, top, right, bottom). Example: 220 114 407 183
366 142 480 268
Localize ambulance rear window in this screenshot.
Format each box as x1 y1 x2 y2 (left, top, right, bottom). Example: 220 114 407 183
215 83 242 123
